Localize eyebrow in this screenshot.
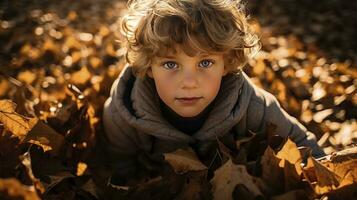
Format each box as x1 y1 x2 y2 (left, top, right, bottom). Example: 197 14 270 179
159 53 217 59
160 55 176 59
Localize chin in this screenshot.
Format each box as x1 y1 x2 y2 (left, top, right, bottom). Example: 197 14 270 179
176 110 201 118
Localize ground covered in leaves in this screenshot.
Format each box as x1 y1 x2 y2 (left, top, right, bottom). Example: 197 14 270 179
0 0 356 199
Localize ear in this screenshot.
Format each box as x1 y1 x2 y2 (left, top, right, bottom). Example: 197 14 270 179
147 67 153 78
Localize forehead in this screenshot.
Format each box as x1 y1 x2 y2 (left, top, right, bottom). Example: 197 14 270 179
156 44 223 58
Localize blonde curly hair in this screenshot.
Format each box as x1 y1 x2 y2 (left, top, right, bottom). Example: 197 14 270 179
121 0 261 78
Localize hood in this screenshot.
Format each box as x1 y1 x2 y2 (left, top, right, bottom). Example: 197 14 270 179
110 65 253 143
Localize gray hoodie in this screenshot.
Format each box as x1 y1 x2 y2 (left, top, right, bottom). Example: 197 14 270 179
102 65 325 177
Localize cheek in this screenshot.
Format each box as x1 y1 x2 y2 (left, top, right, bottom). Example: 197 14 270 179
202 73 222 97
154 75 176 100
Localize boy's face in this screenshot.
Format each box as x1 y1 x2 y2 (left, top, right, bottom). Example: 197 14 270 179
147 45 227 118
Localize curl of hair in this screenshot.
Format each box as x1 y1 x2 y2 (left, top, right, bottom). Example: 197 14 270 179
121 0 261 78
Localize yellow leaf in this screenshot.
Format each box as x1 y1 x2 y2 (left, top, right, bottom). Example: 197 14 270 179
0 100 38 140
17 70 36 85
71 66 91 85
89 56 102 69
76 162 88 176
164 148 207 174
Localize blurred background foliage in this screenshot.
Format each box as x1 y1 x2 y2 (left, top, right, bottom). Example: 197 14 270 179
0 0 356 199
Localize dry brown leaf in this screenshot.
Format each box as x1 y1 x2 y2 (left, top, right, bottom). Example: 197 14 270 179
282 159 302 191
43 38 59 53
20 152 46 194
311 82 326 101
260 147 284 193
89 56 102 69
63 36 81 50
164 148 207 174
0 99 38 140
76 162 88 176
313 109 333 123
306 157 340 195
0 79 10 97
0 178 41 200
253 58 266 75
332 121 357 146
210 159 262 200
17 70 36 85
70 66 92 85
23 120 64 155
276 139 303 176
270 189 309 200
271 79 287 103
327 147 357 188
176 171 210 200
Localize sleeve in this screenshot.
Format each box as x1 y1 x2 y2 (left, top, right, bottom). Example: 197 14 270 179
101 96 140 180
246 87 326 158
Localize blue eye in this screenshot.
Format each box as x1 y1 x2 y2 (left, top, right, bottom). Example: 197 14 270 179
163 61 178 70
199 60 214 68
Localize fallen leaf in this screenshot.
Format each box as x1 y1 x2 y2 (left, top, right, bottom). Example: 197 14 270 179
313 109 333 123
176 171 210 200
303 157 339 195
0 178 41 200
164 148 207 174
20 151 46 194
276 139 303 176
70 66 92 85
270 189 310 200
311 82 326 101
0 79 10 97
23 120 64 155
260 147 284 194
77 162 88 176
17 70 36 85
210 159 262 200
0 99 38 140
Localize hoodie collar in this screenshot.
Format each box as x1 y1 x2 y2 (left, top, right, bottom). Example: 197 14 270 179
112 65 252 143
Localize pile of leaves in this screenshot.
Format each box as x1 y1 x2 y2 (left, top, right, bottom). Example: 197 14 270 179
1 99 357 199
0 0 356 199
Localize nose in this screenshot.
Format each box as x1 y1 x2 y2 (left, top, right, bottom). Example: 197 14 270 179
181 67 198 89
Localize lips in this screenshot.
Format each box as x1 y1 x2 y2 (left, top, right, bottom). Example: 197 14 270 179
176 97 202 100
176 97 202 105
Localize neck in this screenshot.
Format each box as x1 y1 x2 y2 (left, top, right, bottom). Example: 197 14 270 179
159 98 215 135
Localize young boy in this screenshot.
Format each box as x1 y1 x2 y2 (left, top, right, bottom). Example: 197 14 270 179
102 0 325 180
